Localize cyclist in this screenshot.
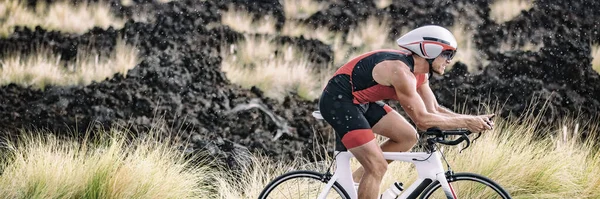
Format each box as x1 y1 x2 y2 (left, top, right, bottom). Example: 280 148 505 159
318 25 494 199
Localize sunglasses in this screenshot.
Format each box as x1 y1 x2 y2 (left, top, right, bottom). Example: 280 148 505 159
439 50 456 60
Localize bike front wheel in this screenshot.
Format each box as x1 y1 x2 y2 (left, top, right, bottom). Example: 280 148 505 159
258 170 350 199
420 172 511 199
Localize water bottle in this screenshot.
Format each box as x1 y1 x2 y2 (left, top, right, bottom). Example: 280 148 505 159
380 182 404 199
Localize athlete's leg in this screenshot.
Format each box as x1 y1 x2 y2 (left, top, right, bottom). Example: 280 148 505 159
348 139 388 199
372 109 418 153
319 93 389 198
352 103 418 183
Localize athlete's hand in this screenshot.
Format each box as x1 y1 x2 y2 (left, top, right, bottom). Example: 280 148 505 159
481 114 495 130
465 114 494 133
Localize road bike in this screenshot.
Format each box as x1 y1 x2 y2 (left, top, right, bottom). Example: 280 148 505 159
258 111 511 199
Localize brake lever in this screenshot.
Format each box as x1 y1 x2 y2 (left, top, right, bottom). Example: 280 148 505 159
472 133 482 143
458 134 471 153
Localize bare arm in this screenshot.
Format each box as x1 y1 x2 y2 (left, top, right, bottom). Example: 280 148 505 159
417 80 461 117
386 64 471 130
371 61 493 132
417 78 496 130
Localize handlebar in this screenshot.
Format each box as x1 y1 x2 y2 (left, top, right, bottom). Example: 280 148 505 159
424 128 471 137
423 127 479 152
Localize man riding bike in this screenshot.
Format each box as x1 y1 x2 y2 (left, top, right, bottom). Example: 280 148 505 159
318 25 494 199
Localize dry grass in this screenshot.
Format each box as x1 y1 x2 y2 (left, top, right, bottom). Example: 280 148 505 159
592 43 600 74
211 154 330 199
232 35 278 65
346 16 391 50
221 6 277 34
280 0 327 19
489 0 534 24
218 110 600 198
281 20 339 45
211 132 334 199
373 0 393 9
449 24 482 72
221 35 321 100
331 34 354 66
0 38 139 89
0 0 126 37
334 16 398 68
499 34 544 53
0 128 213 199
377 111 600 198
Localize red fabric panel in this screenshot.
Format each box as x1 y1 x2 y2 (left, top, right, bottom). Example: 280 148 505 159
341 129 375 149
333 49 410 76
383 104 394 113
352 85 397 104
415 73 426 88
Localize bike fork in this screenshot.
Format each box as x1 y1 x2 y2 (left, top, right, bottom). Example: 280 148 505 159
436 172 457 199
317 173 339 199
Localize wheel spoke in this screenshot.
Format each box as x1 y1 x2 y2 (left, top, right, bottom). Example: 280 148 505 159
421 173 510 199
258 171 348 199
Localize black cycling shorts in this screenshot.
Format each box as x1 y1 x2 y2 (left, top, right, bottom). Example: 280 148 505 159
318 89 393 149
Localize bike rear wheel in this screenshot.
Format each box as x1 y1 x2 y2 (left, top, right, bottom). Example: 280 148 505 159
258 170 350 199
420 172 511 199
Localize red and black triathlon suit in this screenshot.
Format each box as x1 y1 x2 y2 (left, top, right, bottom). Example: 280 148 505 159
319 49 427 149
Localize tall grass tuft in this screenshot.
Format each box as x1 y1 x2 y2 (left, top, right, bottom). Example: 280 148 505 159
499 33 544 53
221 35 321 100
0 0 125 37
380 113 600 198
346 16 391 51
0 38 139 89
211 135 334 199
221 6 277 34
280 0 327 19
281 20 339 45
489 0 534 24
373 0 393 9
212 155 303 199
449 24 482 72
215 111 600 198
0 128 215 199
592 43 600 74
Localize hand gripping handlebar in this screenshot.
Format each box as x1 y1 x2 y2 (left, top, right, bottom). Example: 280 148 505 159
424 127 480 152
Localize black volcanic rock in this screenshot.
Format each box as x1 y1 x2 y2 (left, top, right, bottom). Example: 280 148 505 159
306 0 378 33
273 35 333 67
434 0 600 125
2 0 600 166
0 0 329 170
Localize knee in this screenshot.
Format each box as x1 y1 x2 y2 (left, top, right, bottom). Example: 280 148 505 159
391 129 418 146
405 129 419 145
364 160 388 179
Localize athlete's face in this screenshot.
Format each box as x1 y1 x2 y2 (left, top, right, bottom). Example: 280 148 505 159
432 50 455 75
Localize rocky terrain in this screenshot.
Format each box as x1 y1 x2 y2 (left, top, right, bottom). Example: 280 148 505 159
1 0 599 169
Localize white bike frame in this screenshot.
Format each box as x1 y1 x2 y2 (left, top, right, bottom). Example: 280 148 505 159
317 150 455 199
311 111 456 199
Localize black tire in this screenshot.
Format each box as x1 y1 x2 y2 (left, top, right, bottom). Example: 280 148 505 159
419 172 511 199
258 170 350 199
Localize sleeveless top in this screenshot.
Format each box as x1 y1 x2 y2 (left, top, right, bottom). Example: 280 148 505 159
324 49 427 104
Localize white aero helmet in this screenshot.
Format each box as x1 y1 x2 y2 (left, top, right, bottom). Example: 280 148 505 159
396 25 458 59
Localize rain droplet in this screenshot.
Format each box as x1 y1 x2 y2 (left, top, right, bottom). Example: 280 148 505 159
338 95 343 99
